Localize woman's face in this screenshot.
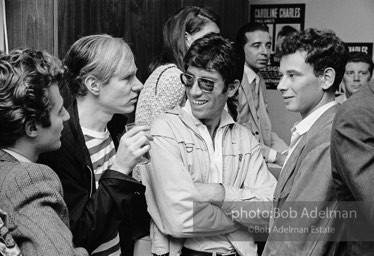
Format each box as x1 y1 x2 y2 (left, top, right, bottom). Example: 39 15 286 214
185 21 220 48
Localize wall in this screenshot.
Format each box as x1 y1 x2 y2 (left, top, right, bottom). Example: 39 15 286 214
249 0 374 143
5 0 57 55
58 0 248 82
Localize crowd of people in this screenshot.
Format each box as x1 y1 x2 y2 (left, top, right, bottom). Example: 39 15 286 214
0 6 373 256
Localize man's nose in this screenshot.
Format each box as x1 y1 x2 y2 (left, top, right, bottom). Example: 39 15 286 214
190 80 203 96
132 77 143 92
277 75 287 91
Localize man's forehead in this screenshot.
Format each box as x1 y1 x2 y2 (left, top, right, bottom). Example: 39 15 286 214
346 61 370 69
245 30 270 43
187 66 221 79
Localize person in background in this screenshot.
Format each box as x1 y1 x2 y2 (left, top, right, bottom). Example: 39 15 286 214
331 66 374 254
0 48 87 255
263 28 348 255
142 33 276 256
135 6 220 126
235 23 288 167
38 34 152 256
275 25 298 54
336 51 373 103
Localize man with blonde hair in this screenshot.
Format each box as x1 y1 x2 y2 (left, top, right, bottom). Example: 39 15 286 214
39 35 151 256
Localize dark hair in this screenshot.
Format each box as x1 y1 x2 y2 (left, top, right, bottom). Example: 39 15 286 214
280 28 348 91
64 34 134 97
277 25 298 39
149 6 220 74
236 23 269 48
184 33 244 119
347 51 374 76
0 48 64 147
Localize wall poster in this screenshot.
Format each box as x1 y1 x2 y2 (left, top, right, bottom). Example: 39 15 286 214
250 4 305 89
345 42 373 57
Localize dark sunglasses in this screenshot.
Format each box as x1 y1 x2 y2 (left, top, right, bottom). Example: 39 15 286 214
180 73 215 92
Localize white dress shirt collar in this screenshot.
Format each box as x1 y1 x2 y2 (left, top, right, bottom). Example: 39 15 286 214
2 148 33 163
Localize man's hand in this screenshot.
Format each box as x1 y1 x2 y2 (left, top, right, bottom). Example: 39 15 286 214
274 151 287 166
194 182 225 207
111 125 153 175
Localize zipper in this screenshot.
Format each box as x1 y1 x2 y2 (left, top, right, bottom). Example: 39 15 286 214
87 165 93 198
221 125 229 183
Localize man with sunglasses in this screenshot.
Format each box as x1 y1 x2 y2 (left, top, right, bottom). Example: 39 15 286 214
141 33 276 256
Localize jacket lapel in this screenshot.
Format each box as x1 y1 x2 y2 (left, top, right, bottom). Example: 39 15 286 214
239 74 261 131
274 104 339 205
0 149 17 163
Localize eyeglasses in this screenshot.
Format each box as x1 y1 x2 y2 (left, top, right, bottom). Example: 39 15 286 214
180 73 215 92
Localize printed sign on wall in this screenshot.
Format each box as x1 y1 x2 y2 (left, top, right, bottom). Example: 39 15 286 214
250 4 305 89
345 42 373 57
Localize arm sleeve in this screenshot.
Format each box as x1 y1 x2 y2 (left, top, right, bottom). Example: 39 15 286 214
150 68 185 121
331 105 374 223
145 119 238 238
221 138 277 227
39 151 148 253
3 164 88 256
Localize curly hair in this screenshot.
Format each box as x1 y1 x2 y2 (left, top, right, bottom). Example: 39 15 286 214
0 48 64 147
280 28 348 91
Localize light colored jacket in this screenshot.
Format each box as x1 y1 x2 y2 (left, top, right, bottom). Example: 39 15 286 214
141 106 276 256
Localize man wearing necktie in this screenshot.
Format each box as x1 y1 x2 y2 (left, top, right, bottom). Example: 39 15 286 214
235 23 288 167
262 28 348 255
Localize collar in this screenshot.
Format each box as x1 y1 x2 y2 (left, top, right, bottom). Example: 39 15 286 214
2 148 32 163
183 100 235 130
292 101 338 137
244 64 257 84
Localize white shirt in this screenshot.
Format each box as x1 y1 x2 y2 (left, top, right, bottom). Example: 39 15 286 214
2 149 32 163
284 101 338 166
244 64 257 85
182 100 235 253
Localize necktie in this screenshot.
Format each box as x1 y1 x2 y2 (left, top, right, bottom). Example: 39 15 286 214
252 76 260 112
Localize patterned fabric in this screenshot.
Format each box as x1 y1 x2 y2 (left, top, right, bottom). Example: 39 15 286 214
82 127 116 188
0 210 22 256
0 150 88 256
82 127 120 256
135 64 184 126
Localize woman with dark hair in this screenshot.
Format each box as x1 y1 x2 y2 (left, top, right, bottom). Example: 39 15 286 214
135 6 220 126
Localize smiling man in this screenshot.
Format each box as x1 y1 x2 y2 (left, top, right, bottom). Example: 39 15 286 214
263 28 348 255
142 33 276 256
235 23 288 167
38 35 152 256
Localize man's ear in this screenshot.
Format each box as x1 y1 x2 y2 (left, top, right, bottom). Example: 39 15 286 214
25 121 38 138
321 67 336 90
227 80 240 97
85 76 100 95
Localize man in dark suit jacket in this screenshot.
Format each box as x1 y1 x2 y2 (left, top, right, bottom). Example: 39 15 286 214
38 34 151 256
262 28 348 255
0 48 87 255
331 79 374 255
